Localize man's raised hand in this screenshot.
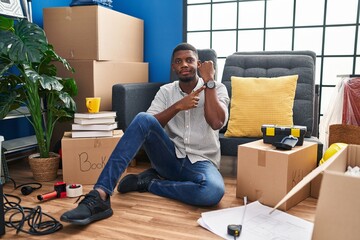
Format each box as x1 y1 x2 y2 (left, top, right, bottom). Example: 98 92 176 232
177 86 205 110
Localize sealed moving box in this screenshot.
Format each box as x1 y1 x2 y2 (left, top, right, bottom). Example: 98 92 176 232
56 60 148 112
61 131 124 185
43 5 144 61
237 140 317 211
312 144 360 240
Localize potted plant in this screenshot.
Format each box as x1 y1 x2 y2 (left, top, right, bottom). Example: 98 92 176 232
0 16 77 181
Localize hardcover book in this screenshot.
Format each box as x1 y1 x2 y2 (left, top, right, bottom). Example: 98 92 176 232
74 111 117 119
73 117 115 125
72 122 118 131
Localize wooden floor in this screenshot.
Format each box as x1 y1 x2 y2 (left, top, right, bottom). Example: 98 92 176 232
1 159 317 239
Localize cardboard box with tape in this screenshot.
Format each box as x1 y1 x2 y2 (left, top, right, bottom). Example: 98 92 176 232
236 139 317 211
61 130 124 185
43 5 144 61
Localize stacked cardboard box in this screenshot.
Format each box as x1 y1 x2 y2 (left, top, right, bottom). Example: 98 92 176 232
43 5 148 112
44 6 144 183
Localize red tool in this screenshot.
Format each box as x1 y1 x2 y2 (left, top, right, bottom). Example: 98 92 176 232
37 181 67 201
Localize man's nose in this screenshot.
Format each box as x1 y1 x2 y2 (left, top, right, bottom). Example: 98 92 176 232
180 61 188 67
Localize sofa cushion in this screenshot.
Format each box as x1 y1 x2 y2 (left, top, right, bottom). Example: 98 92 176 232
221 51 316 137
224 75 298 137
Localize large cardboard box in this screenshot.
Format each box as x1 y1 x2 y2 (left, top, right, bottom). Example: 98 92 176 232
312 145 360 240
237 140 317 211
43 6 144 61
61 131 123 185
56 60 148 112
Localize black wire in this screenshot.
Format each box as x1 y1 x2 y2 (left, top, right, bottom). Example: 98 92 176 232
3 193 63 235
4 176 42 191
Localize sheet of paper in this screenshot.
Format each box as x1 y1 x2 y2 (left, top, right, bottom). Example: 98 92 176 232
198 201 313 240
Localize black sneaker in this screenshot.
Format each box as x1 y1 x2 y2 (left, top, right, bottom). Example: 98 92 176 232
117 168 160 193
60 190 113 225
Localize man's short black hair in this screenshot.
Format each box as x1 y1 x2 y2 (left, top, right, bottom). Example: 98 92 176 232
172 43 198 62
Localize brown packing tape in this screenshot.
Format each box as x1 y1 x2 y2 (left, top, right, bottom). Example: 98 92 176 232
258 150 266 167
94 139 102 148
255 189 263 199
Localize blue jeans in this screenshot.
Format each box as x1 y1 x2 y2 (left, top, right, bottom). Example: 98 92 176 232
94 112 225 207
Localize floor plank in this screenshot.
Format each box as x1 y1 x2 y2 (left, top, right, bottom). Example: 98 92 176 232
1 159 317 239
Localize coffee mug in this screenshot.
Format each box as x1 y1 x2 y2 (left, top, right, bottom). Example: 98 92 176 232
86 97 101 113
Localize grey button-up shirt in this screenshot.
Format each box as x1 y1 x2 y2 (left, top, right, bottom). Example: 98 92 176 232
147 78 230 168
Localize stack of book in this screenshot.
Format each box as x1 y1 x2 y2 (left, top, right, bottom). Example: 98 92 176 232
72 111 118 138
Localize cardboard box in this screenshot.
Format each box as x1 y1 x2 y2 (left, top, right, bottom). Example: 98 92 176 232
43 6 144 61
310 173 322 198
56 60 148 112
61 131 124 185
312 145 360 240
261 124 307 146
236 140 317 211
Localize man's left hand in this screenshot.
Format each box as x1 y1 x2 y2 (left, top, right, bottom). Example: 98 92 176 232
198 61 215 82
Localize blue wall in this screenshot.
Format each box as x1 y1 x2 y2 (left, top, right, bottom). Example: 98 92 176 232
32 0 183 83
0 0 183 141
113 0 183 83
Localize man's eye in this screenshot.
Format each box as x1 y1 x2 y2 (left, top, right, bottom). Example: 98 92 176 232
175 60 182 64
187 59 195 63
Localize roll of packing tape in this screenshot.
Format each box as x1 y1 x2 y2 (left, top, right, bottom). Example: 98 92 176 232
66 184 83 198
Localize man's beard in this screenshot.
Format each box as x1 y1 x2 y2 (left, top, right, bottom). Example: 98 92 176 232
179 76 193 83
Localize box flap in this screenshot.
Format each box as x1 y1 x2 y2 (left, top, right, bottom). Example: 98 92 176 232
270 144 348 213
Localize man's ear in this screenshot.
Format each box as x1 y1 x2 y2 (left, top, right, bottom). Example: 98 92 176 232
197 60 201 68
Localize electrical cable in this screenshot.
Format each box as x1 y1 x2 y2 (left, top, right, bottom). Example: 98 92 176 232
3 176 42 195
3 193 63 235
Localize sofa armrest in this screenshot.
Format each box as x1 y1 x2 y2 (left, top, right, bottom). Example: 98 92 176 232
112 82 163 130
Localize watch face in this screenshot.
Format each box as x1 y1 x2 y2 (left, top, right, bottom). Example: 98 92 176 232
207 80 216 89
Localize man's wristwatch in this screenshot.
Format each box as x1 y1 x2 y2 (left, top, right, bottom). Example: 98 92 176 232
204 79 216 89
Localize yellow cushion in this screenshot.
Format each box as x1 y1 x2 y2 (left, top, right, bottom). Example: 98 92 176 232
224 75 298 137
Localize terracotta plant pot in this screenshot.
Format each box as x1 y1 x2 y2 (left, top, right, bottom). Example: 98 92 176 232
28 152 60 182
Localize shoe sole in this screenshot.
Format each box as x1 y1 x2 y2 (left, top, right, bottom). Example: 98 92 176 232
60 209 113 225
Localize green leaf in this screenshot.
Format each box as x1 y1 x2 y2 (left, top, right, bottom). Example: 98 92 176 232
0 56 13 76
40 75 63 91
61 77 78 97
0 16 14 31
46 47 74 73
0 19 48 63
23 63 42 84
58 91 77 112
0 90 18 119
